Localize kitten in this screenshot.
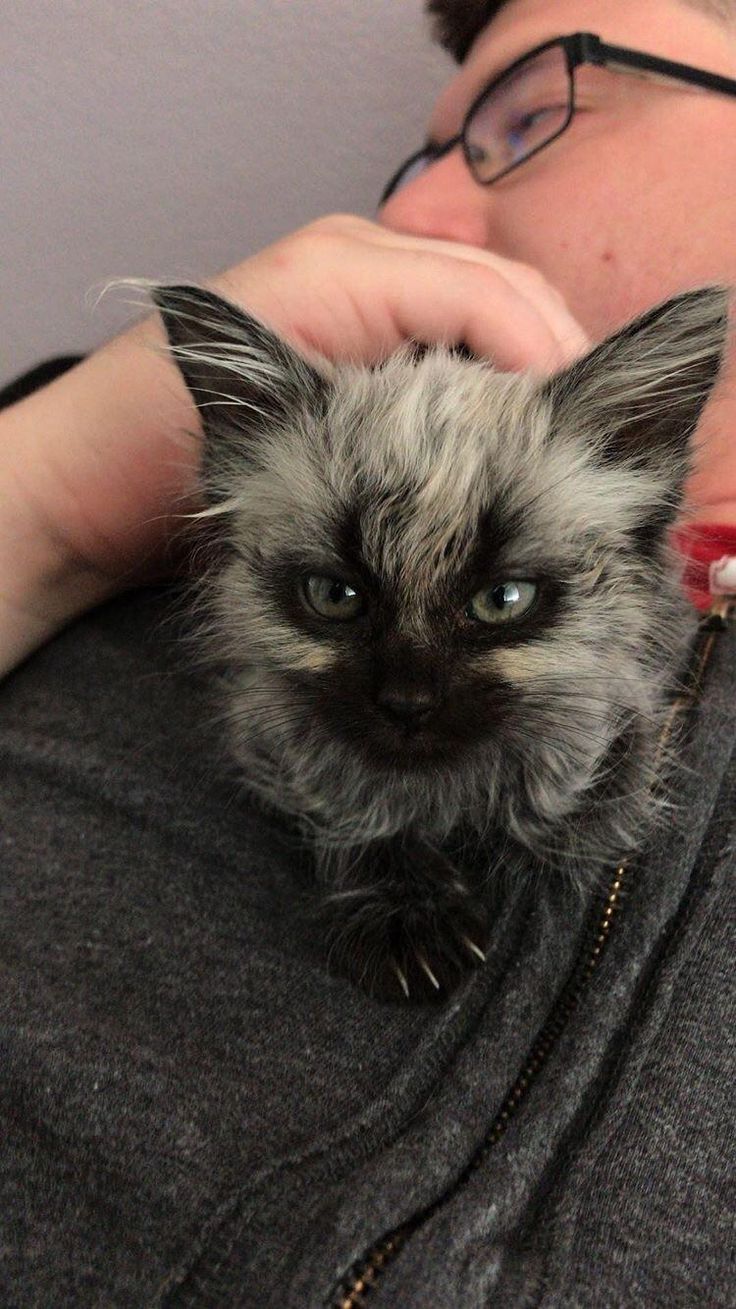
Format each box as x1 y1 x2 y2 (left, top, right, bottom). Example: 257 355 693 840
152 281 728 1003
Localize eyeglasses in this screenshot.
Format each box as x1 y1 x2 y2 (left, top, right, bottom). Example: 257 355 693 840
379 31 736 205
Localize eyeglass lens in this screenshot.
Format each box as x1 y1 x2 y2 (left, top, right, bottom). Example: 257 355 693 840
466 43 573 182
383 42 573 201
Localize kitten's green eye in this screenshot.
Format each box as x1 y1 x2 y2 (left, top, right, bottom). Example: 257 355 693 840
466 580 538 625
303 574 365 621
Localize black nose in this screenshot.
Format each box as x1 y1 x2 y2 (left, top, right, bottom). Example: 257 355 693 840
375 686 440 728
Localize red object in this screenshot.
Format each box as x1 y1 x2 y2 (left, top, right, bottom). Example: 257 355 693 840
672 523 736 610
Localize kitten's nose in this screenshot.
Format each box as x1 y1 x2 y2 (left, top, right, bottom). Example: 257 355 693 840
375 685 440 728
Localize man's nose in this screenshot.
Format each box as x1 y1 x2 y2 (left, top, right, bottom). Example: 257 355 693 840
378 144 494 249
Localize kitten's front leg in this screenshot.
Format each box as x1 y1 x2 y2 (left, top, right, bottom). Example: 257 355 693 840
319 835 490 1003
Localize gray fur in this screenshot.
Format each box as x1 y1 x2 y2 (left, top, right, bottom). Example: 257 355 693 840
152 282 729 1000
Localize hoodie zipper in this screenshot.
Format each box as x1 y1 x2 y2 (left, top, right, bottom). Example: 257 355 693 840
327 603 731 1309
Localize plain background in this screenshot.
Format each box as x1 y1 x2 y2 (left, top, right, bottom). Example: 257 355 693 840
2 0 451 387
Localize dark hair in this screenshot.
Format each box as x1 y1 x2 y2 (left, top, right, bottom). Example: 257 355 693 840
426 0 734 62
425 0 504 61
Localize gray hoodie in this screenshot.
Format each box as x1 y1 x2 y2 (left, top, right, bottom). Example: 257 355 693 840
1 584 733 1308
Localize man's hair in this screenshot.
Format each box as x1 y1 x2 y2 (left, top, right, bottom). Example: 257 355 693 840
426 1 734 63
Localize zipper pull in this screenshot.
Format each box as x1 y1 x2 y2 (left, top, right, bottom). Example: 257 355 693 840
705 555 736 629
709 553 736 597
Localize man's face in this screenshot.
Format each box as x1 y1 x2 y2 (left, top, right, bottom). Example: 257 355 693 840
379 0 736 341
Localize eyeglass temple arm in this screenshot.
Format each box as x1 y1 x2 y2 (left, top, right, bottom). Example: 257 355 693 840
578 31 736 97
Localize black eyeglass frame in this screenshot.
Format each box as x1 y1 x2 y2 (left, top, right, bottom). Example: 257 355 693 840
379 30 736 205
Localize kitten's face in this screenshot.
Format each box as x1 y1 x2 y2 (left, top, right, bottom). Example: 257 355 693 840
223 353 637 776
154 283 728 856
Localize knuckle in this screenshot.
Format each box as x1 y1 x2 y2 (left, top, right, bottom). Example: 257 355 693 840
280 220 342 260
286 213 366 257
306 212 364 235
466 260 509 292
307 213 344 233
515 261 552 293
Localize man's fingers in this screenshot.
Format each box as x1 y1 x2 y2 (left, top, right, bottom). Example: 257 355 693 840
322 214 591 366
220 212 591 373
385 258 571 372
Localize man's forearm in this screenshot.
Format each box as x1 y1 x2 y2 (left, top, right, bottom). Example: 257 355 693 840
0 319 201 677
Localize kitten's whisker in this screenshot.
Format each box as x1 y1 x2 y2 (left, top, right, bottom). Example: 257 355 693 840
518 672 684 684
503 724 614 754
521 693 666 729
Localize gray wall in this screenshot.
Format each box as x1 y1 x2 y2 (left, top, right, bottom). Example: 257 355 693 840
2 1 450 386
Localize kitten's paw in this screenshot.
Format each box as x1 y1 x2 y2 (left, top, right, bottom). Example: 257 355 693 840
322 872 490 1004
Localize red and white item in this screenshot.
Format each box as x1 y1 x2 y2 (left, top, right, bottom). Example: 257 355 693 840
673 523 736 611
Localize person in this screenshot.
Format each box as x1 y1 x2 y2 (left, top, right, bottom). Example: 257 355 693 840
1 1 734 1305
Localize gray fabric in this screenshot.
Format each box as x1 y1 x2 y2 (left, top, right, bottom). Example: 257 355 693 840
0 584 733 1308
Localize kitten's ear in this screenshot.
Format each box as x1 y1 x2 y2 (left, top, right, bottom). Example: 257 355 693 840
542 286 730 483
151 283 332 496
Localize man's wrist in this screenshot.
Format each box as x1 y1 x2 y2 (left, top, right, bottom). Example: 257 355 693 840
0 407 126 676
0 559 118 679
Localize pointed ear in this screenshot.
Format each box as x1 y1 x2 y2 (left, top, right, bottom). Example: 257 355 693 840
542 286 730 486
151 284 332 498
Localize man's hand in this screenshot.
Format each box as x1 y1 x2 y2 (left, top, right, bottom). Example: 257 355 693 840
216 213 590 371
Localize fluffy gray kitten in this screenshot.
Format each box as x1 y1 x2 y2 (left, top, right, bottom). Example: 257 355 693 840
153 282 728 1003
